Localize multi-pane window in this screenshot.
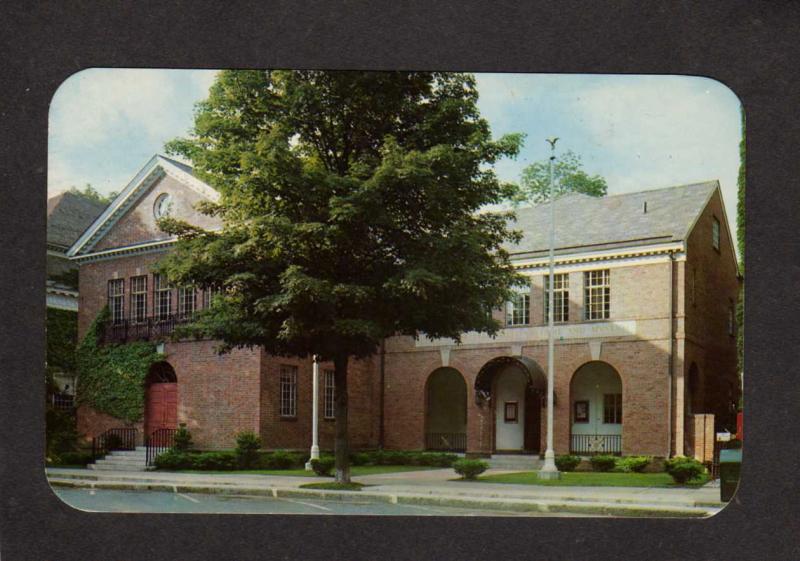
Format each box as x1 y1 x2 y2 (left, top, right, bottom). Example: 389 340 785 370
544 273 569 323
584 270 610 320
323 369 335 419
108 279 125 324
130 276 147 323
506 290 530 326
603 393 622 424
279 365 298 417
712 217 721 251
177 286 196 319
153 274 172 320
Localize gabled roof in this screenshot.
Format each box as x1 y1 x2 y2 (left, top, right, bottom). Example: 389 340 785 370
47 191 108 249
67 154 219 257
506 181 720 258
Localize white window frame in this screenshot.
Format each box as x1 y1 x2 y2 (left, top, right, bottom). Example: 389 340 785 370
505 288 530 327
108 279 125 324
323 369 335 419
130 275 147 323
603 393 622 424
280 365 298 418
584 269 610 321
153 274 172 320
177 286 196 319
544 273 569 323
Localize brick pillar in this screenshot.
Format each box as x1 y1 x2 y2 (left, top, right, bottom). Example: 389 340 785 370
467 399 493 456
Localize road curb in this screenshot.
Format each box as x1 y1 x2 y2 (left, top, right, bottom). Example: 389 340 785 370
49 478 715 517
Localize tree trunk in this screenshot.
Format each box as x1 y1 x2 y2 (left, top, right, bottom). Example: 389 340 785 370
333 354 350 483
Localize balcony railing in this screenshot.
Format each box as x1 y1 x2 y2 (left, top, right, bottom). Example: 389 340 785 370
102 313 199 345
425 432 467 452
570 433 622 455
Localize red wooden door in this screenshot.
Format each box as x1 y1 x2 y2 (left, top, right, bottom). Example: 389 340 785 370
145 382 178 435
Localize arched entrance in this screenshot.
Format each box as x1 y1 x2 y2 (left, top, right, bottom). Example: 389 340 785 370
475 356 546 453
425 368 467 451
144 361 178 437
569 361 622 455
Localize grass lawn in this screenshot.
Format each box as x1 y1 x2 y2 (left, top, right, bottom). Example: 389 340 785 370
477 471 710 488
300 482 366 491
171 465 441 477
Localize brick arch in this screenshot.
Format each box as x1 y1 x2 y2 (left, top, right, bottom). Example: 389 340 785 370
568 360 624 455
424 367 468 452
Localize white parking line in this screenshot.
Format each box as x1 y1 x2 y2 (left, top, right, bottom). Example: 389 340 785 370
280 498 332 512
177 493 200 503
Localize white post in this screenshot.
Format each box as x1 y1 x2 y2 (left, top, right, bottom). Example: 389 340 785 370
539 138 561 480
305 356 321 470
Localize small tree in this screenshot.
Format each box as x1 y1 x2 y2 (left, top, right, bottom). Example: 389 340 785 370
158 70 525 483
511 149 607 206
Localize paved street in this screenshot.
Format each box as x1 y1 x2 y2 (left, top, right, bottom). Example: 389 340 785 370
54 487 592 516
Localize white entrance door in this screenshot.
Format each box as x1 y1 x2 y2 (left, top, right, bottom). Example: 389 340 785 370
494 366 527 451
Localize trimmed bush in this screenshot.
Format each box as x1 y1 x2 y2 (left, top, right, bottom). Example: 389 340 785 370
311 457 335 477
173 426 193 452
453 459 489 480
235 431 262 468
53 451 93 466
352 450 458 467
260 450 304 469
555 454 581 472
193 451 238 470
154 449 195 470
665 456 705 484
589 455 617 472
616 455 651 473
350 452 371 466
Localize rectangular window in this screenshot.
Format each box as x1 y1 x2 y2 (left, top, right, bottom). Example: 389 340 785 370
712 216 721 251
603 393 622 424
584 270 610 320
505 291 530 326
323 369 335 419
544 273 569 323
130 276 147 323
280 365 298 417
153 274 172 320
177 286 196 319
504 401 518 423
108 279 125 324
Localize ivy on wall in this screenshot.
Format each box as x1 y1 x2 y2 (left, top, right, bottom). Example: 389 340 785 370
76 307 163 422
46 307 78 380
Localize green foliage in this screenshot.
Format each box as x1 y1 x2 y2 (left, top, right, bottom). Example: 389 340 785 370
51 451 93 467
45 408 79 460
173 426 193 451
259 450 306 469
554 454 581 472
510 150 607 206
589 455 618 472
68 183 116 205
736 108 745 389
311 457 336 477
193 451 238 470
665 456 705 484
354 450 458 467
453 458 489 480
616 455 651 473
154 449 196 470
46 308 78 380
234 431 262 468
76 308 162 422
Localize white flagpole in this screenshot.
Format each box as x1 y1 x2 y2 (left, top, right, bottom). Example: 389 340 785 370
305 356 321 470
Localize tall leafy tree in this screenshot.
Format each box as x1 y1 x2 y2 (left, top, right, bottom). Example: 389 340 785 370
511 149 607 205
68 183 117 205
736 108 745 401
158 70 525 482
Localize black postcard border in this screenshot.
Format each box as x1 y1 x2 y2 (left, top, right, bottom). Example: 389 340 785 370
1 2 797 560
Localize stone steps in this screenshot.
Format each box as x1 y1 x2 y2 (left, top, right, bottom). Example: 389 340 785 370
88 448 149 471
488 454 543 471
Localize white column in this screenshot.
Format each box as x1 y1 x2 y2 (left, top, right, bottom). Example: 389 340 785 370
539 138 561 480
305 356 321 470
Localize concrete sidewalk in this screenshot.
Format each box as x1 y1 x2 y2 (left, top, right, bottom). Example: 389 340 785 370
47 467 724 518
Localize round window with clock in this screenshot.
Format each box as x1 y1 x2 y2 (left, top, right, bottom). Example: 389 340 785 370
153 193 173 219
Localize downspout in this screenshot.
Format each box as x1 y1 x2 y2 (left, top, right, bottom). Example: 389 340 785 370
378 338 386 450
667 251 675 458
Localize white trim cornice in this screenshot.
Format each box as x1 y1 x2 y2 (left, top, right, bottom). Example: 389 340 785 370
511 241 685 272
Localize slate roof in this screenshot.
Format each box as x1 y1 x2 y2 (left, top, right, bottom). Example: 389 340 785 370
47 192 108 248
506 180 719 258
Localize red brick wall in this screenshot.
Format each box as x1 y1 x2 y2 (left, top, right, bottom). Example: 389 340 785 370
76 404 143 444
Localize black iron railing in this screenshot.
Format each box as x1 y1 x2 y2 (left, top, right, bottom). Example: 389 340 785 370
570 433 622 455
50 393 75 412
146 428 177 466
92 428 137 461
103 313 198 345
425 432 467 452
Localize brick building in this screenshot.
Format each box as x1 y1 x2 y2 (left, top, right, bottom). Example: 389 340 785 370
68 155 740 460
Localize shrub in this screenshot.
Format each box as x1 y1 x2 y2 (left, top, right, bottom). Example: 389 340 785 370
311 457 335 477
173 426 193 452
555 455 581 472
350 452 371 466
54 451 93 466
45 408 79 459
261 450 303 469
453 459 488 480
665 456 705 484
193 451 237 471
616 455 651 473
154 449 194 470
590 455 617 472
235 431 262 468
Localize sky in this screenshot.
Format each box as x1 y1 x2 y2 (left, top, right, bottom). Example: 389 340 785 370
49 69 743 243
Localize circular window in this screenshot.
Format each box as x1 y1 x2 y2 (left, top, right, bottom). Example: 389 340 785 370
153 193 173 219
